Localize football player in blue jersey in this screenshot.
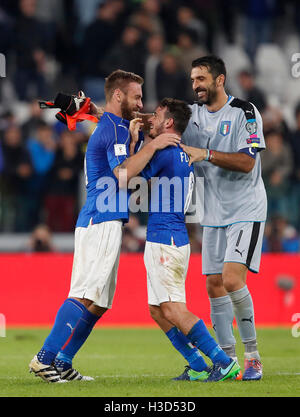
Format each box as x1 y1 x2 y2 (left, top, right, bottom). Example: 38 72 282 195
131 98 240 382
29 70 179 383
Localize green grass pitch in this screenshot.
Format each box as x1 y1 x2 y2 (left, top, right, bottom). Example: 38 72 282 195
0 327 299 397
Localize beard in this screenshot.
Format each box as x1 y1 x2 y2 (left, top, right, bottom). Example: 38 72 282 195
120 97 136 121
148 122 164 139
195 82 218 106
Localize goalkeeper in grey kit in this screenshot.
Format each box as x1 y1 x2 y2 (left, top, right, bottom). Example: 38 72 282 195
181 55 267 381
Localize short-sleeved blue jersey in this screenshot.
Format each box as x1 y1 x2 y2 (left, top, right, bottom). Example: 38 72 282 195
141 145 194 247
76 112 131 227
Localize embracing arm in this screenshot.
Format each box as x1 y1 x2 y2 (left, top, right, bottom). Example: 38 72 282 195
114 133 180 187
180 145 255 173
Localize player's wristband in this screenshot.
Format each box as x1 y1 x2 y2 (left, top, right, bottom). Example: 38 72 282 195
205 149 213 162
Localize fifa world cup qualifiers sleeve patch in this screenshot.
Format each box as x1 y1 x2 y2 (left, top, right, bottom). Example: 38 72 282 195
238 147 257 159
245 120 258 135
114 143 127 156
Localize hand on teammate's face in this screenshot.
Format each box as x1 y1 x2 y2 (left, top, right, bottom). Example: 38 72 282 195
129 118 144 142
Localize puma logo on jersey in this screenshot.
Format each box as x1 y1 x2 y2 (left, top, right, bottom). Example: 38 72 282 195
241 316 253 323
235 248 245 257
66 323 74 332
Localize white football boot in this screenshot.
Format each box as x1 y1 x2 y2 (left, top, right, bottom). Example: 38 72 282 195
59 367 94 381
29 355 67 383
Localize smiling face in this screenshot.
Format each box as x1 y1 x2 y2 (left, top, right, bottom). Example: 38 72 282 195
191 65 221 106
120 82 143 120
148 106 168 139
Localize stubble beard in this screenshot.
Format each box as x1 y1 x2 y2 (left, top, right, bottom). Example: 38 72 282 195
121 97 136 121
148 123 164 139
195 82 218 106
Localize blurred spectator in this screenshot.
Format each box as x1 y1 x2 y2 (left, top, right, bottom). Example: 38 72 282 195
290 102 300 181
190 0 220 51
237 69 267 112
263 216 300 253
44 131 84 232
22 100 45 139
0 111 17 137
144 33 165 111
12 0 50 101
129 0 164 38
26 121 56 178
34 0 64 55
176 28 207 80
261 106 291 141
27 223 54 252
80 1 122 102
0 6 13 57
74 0 104 30
53 1 79 90
289 102 300 229
0 125 33 231
261 129 293 219
103 25 146 78
25 121 56 228
156 52 191 103
35 0 64 25
176 6 207 46
217 0 238 45
158 0 182 44
241 0 280 61
121 215 145 252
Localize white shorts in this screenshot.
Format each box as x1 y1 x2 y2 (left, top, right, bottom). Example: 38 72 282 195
68 220 122 308
144 241 190 306
202 221 265 275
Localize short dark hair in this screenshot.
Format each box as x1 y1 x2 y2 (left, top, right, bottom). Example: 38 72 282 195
159 97 191 135
104 69 144 101
192 55 227 83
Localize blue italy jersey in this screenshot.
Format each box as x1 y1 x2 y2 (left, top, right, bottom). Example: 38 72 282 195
76 112 131 227
141 145 194 247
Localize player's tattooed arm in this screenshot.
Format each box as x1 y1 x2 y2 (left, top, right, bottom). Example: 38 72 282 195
180 144 255 173
114 133 180 187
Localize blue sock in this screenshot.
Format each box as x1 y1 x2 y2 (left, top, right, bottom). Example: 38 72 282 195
54 308 100 371
187 320 231 366
37 298 84 365
166 327 209 372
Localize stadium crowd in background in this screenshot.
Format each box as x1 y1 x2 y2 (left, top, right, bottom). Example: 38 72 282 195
1 0 300 253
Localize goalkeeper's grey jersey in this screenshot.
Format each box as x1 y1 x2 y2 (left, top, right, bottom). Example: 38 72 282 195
182 96 267 227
